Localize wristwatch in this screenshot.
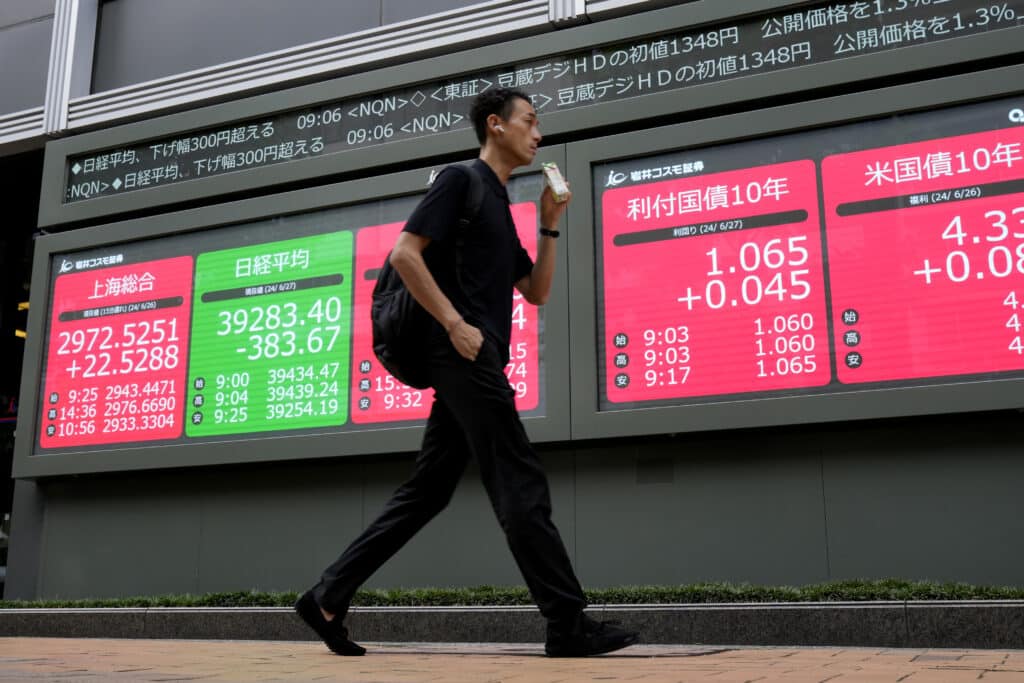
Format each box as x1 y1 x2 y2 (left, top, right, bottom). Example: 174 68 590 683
539 227 560 238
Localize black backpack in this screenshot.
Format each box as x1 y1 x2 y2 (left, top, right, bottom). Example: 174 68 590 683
371 164 484 389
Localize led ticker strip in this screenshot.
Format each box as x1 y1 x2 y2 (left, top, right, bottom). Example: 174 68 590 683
61 0 1024 204
596 96 1024 411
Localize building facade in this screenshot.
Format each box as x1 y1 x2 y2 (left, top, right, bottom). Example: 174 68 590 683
3 0 1024 600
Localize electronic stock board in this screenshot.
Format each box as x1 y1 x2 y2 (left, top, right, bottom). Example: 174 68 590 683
18 156 567 476
571 71 1024 436
21 1 1024 473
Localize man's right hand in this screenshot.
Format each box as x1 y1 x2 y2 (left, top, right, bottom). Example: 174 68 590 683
448 319 484 361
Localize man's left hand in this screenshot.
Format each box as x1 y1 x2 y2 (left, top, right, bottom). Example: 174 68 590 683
539 184 571 231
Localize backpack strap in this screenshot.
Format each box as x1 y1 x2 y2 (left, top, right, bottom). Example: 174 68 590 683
452 163 484 297
457 163 484 228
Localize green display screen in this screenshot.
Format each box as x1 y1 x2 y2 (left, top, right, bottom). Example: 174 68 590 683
186 232 353 436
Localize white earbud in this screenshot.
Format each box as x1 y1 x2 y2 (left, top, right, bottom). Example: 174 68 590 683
494 125 505 132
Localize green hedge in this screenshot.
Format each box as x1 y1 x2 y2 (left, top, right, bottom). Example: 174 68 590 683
2 579 1023 609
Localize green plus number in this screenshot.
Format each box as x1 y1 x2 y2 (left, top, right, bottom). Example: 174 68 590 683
186 231 353 437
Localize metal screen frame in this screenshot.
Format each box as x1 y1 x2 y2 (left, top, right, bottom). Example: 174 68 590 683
16 148 570 477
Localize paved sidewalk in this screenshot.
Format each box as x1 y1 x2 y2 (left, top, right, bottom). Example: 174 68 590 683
1 638 1022 681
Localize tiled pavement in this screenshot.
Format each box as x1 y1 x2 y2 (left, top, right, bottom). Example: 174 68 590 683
0 639 1022 681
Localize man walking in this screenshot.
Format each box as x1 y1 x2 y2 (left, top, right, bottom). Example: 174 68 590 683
296 88 638 658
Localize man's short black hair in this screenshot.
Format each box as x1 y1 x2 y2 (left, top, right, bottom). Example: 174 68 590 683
469 88 532 144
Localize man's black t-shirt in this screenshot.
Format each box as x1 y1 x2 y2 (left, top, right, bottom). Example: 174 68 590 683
402 159 534 364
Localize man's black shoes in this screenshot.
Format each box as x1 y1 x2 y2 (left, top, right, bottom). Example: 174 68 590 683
294 591 366 656
545 614 639 657
295 593 636 658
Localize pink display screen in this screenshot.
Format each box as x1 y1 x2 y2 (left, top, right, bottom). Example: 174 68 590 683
595 96 1024 411
350 221 434 424
39 256 193 447
823 127 1024 384
349 203 542 423
601 161 830 403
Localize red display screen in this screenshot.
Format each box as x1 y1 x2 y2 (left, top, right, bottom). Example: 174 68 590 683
823 127 1024 384
506 201 541 412
601 161 830 403
595 96 1024 411
40 256 193 447
350 221 434 424
350 203 541 424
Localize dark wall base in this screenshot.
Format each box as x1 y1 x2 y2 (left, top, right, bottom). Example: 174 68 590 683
2 602 1022 649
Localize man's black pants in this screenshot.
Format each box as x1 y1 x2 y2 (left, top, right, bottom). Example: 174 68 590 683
312 336 587 623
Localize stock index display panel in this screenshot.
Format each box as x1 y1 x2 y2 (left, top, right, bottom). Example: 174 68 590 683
31 170 554 464
590 91 1024 422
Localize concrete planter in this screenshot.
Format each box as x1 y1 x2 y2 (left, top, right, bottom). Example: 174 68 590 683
2 601 1022 649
